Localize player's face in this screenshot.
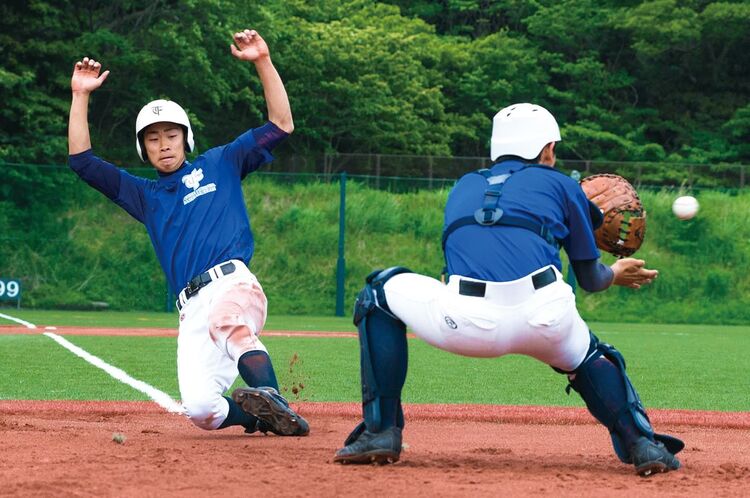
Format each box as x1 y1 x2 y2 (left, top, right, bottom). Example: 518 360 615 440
143 122 186 173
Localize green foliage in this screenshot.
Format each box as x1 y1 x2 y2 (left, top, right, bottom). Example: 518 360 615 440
2 0 748 170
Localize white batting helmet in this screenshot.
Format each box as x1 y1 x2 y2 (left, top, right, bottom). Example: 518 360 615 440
135 99 194 162
490 103 561 161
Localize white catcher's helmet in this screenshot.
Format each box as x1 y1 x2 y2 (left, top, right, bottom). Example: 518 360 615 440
490 103 561 161
135 99 194 162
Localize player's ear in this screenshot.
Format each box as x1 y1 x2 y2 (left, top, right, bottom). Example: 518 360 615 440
538 142 556 166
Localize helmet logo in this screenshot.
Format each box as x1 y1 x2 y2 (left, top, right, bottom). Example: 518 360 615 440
151 105 163 115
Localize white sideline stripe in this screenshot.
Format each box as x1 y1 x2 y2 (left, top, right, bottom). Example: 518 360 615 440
0 312 36 329
43 332 186 415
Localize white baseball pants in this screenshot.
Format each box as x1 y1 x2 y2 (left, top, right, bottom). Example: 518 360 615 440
176 260 268 429
383 266 590 371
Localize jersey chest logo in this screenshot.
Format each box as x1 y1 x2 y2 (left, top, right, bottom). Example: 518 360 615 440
181 168 216 205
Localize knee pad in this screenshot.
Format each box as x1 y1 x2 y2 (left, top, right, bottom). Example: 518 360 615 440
562 331 684 463
353 267 411 432
354 266 413 324
182 395 228 430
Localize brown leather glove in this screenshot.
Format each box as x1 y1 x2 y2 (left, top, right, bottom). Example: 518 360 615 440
580 174 646 257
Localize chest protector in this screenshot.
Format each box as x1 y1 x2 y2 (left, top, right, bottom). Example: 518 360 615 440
442 165 562 253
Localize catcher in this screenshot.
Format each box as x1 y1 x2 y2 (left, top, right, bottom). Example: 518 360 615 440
334 103 684 476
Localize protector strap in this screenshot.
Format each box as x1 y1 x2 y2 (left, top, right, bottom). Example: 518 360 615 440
442 166 562 252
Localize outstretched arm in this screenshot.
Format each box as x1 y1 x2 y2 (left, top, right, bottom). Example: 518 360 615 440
572 257 657 292
230 29 293 134
68 57 110 154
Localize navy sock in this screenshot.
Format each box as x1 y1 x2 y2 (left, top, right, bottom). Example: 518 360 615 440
217 396 259 429
237 350 279 391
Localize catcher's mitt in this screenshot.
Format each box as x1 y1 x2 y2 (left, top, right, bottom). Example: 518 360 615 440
580 174 646 257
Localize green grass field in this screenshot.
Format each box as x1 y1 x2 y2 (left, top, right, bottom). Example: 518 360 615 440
1 309 748 411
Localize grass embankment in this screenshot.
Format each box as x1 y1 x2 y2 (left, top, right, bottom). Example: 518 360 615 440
2 176 749 323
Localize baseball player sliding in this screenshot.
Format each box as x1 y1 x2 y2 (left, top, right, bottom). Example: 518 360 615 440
335 103 684 476
67 30 308 436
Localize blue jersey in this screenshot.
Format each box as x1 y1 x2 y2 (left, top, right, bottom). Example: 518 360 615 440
444 160 600 282
70 126 277 294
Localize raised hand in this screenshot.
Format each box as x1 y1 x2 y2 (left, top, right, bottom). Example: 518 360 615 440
71 57 109 94
230 29 270 62
611 257 659 289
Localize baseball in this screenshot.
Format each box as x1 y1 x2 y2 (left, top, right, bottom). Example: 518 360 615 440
672 195 699 220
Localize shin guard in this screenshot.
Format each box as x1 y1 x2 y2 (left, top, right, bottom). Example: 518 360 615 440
352 267 411 434
565 332 684 463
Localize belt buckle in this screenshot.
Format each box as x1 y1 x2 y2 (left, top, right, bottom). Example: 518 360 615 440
186 279 200 295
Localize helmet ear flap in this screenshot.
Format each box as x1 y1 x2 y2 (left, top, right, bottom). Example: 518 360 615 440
183 123 194 153
136 130 147 162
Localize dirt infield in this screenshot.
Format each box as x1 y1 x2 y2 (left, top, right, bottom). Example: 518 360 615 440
1 401 749 498
2 324 749 496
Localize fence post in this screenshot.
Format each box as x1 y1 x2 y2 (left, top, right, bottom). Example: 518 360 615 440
637 164 642 187
375 154 381 190
335 172 347 316
741 165 745 189
428 156 434 189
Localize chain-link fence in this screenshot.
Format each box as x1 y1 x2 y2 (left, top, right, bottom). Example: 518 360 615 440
265 153 748 191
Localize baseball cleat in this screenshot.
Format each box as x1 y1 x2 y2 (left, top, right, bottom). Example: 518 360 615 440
333 426 402 464
232 387 309 436
630 436 681 477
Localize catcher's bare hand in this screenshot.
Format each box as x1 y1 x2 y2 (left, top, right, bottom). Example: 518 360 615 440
611 258 658 289
230 29 270 62
71 57 109 94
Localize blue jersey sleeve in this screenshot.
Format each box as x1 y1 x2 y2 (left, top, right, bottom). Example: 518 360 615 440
222 123 279 179
68 149 121 200
562 185 601 261
252 121 289 151
68 150 149 223
571 258 613 292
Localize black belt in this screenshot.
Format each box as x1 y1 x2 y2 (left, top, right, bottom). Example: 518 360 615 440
458 267 557 298
177 262 236 310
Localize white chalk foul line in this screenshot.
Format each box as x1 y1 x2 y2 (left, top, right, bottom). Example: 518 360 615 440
43 332 186 415
0 312 36 329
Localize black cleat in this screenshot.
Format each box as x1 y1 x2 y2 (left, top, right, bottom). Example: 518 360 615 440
232 387 309 436
631 436 681 477
334 426 402 464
